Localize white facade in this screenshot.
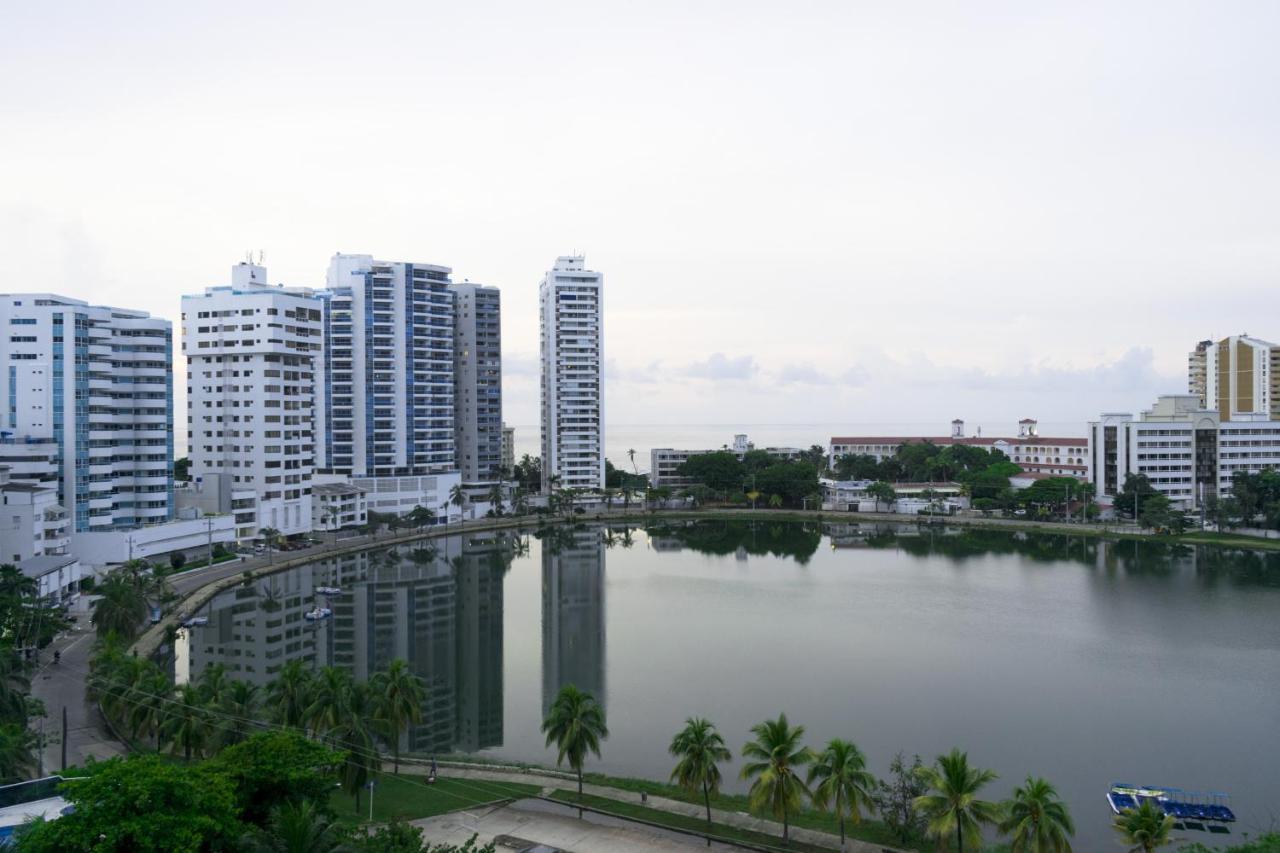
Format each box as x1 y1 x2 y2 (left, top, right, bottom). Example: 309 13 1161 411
71 514 236 571
311 482 368 531
1087 394 1280 511
0 467 68 564
0 294 173 532
182 263 322 539
540 256 604 491
650 434 803 488
343 471 463 523
19 555 81 606
451 283 503 482
318 254 455 479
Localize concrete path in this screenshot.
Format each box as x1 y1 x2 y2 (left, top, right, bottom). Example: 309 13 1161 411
30 622 122 773
399 762 903 853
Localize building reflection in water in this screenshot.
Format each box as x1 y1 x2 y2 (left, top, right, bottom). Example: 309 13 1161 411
541 526 607 714
181 529 515 757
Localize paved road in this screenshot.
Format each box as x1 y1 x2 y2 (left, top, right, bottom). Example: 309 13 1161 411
30 622 121 773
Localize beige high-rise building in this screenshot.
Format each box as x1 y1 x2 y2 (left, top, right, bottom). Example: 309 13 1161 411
1188 335 1280 419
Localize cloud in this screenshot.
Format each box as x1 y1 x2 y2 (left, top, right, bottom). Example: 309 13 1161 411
681 353 758 380
775 364 836 386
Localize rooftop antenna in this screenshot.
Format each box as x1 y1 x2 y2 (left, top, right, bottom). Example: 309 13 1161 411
257 250 265 265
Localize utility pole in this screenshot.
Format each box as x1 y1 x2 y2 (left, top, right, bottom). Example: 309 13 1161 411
206 515 214 567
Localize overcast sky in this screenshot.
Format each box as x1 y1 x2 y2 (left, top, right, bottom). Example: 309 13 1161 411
3 1 1278 432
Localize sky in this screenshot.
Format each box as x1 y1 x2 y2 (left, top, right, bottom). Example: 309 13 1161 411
3 1 1279 436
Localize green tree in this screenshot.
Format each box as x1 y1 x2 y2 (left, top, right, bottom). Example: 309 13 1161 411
16 754 241 853
754 461 820 507
542 684 609 814
211 730 343 827
740 713 812 843
174 456 191 482
1112 799 1175 851
163 683 213 760
266 659 314 729
834 453 884 481
260 527 282 564
217 679 261 748
807 738 876 850
449 484 468 522
332 681 380 814
240 799 351 853
913 748 1001 853
668 717 732 842
999 776 1075 852
305 666 354 738
677 452 745 493
371 658 427 774
128 667 173 750
0 723 36 784
768 493 783 509
872 751 928 844
867 481 897 512
1116 473 1159 522
90 569 150 640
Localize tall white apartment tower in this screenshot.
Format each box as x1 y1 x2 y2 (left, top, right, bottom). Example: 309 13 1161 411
0 294 173 532
450 283 503 483
539 255 604 491
317 254 455 478
182 263 323 538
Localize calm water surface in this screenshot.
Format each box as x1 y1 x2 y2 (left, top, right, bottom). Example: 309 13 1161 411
179 521 1280 848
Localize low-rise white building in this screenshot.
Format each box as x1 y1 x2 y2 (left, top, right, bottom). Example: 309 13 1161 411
19 554 81 606
311 482 368 532
650 434 803 489
0 468 68 564
71 515 237 572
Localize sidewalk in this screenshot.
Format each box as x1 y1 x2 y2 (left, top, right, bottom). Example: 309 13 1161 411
399 761 904 853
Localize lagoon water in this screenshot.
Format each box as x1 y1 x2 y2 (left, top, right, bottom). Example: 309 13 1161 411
181 521 1280 848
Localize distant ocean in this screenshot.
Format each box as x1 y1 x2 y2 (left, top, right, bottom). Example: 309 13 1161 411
175 421 1086 475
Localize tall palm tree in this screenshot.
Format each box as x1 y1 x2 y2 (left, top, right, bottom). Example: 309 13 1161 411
914 748 1001 853
1113 800 1175 852
370 658 426 774
259 527 281 564
487 483 505 516
541 684 608 816
128 668 173 750
740 713 813 843
304 666 353 740
669 717 731 843
999 776 1075 852
0 724 36 785
331 681 379 814
242 798 353 853
266 660 313 729
449 484 468 523
627 448 638 475
808 738 876 850
162 683 212 760
197 662 230 706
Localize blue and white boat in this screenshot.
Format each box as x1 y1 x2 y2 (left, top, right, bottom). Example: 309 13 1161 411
1107 783 1236 824
304 607 332 621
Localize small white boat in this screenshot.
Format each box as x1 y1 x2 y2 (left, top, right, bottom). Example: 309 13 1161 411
315 586 342 596
303 607 332 621
182 616 209 628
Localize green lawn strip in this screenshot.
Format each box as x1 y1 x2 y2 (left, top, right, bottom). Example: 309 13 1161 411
549 789 835 852
1172 531 1280 550
329 773 539 826
581 771 928 851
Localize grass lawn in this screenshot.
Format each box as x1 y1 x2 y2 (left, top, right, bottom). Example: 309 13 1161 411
580 771 928 851
329 772 539 826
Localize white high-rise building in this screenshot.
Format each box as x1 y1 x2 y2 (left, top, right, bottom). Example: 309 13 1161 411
450 282 502 483
539 256 604 491
317 254 461 520
182 262 323 539
0 294 173 532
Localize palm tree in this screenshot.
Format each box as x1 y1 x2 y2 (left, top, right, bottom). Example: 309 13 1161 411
218 680 261 748
371 658 426 774
669 717 731 843
768 494 783 510
259 527 281 564
331 681 379 814
999 776 1075 852
808 738 876 851
242 798 353 853
162 683 213 760
541 684 608 816
197 662 230 706
90 571 149 640
1113 800 1175 852
266 660 313 729
128 668 173 750
0 724 36 785
914 748 1001 853
304 666 353 740
449 484 468 523
740 713 813 843
487 483 505 516
628 448 638 475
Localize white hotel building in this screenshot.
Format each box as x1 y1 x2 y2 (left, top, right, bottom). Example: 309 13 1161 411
0 294 173 532
540 256 604 491
182 262 323 539
317 254 461 519
1089 394 1280 511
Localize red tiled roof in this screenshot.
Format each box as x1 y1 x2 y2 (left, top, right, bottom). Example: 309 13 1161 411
829 435 1086 448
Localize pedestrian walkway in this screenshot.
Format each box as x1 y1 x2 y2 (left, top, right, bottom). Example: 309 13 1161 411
400 761 904 853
